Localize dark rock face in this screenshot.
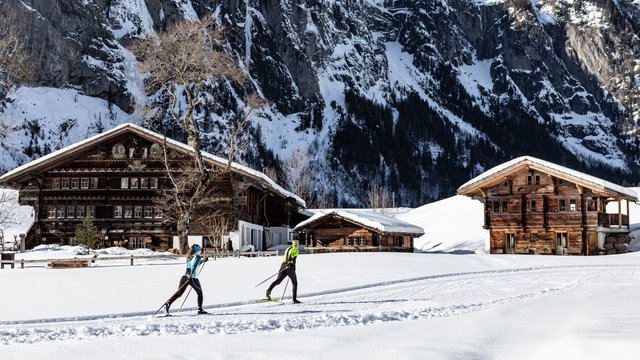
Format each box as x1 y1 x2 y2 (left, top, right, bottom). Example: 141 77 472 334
1 0 639 206
0 0 133 111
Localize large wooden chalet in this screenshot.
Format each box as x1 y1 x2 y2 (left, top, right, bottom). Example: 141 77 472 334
295 209 424 253
457 156 638 255
0 123 305 251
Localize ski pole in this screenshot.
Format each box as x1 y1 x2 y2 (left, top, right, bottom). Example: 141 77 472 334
254 265 289 288
281 278 290 301
153 274 193 316
179 259 207 311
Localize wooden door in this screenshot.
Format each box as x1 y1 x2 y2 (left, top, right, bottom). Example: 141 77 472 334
556 232 568 255
505 233 515 254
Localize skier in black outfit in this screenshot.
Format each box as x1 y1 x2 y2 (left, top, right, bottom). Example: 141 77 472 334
266 240 300 303
164 244 208 315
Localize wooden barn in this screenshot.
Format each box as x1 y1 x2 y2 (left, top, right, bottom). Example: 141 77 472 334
0 123 305 251
295 209 424 253
457 156 638 255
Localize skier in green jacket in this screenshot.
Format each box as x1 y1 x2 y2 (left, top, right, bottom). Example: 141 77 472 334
266 240 300 303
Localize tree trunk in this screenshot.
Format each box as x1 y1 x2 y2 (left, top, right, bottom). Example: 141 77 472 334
177 213 190 255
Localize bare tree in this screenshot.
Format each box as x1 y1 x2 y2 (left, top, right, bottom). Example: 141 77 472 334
0 190 18 228
284 147 313 204
0 32 31 91
366 184 390 214
262 166 279 182
131 16 260 254
199 212 233 252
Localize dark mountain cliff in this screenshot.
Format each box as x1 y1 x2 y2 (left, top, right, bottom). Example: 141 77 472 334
1 0 639 206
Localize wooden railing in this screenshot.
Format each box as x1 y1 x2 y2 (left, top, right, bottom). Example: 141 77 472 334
599 213 629 228
0 250 278 269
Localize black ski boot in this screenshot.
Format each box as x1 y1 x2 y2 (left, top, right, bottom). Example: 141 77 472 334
292 299 301 304
265 290 272 301
197 308 209 315
163 303 170 316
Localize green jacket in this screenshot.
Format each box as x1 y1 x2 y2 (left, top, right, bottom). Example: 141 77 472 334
282 246 299 266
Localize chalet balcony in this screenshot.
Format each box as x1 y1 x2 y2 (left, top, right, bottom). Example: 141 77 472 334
598 212 629 228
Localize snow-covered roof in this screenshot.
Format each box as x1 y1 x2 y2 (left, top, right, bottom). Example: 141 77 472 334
295 209 425 236
0 123 305 207
457 156 638 200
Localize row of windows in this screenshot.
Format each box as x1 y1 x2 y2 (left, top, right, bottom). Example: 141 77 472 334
121 178 159 189
51 177 160 190
492 198 579 213
47 206 95 219
113 206 162 219
52 178 99 190
46 205 162 219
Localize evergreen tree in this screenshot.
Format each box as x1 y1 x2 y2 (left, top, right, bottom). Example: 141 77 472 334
75 216 99 249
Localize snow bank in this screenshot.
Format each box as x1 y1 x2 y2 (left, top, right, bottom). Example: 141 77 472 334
399 195 489 254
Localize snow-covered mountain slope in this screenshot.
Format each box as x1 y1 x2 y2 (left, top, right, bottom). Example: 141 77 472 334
1 0 639 206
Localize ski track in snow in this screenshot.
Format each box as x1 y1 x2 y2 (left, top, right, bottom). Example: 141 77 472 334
1 264 637 345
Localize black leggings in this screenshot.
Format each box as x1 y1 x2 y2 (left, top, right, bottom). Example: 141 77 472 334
166 275 203 309
267 263 298 300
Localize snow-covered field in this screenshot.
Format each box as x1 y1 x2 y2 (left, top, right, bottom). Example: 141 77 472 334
1 251 639 359
1 187 639 358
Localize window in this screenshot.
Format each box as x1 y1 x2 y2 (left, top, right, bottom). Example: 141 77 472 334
77 206 85 218
48 206 56 218
81 178 89 189
130 178 139 189
129 148 135 158
90 178 99 189
71 178 79 189
531 233 539 242
144 206 153 219
150 178 158 189
124 206 133 219
57 207 65 218
129 237 145 249
114 206 123 218
154 207 162 219
558 179 564 185
501 201 508 213
140 178 148 189
142 148 148 158
569 199 577 211
535 175 540 185
67 206 75 218
493 201 500 213
527 175 532 185
121 178 129 189
559 199 566 212
61 178 70 189
531 200 537 212
52 179 60 189
134 206 143 218
87 206 95 218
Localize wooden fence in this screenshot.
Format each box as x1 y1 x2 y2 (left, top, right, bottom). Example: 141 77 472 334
0 250 278 269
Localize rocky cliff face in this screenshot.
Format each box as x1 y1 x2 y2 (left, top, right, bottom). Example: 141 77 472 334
1 0 639 206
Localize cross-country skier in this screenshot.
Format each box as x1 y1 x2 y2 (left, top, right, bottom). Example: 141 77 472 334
266 240 300 303
164 244 208 315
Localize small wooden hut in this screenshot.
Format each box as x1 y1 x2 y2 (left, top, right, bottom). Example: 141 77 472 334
295 209 424 253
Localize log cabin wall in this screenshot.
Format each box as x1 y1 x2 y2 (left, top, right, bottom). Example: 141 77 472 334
485 169 616 255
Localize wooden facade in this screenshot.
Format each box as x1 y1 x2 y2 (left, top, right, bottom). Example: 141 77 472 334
0 123 305 251
457 156 637 255
295 210 423 253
